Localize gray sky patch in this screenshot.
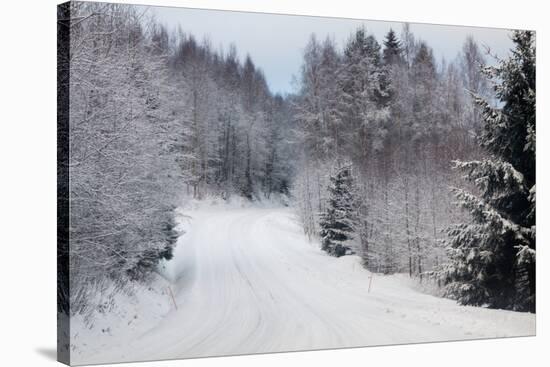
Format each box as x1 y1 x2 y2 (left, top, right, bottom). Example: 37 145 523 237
149 6 514 95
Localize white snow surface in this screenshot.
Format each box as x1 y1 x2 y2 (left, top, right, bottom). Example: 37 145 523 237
73 199 535 365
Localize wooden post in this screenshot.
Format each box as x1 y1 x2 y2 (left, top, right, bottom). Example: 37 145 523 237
167 286 178 310
368 274 374 293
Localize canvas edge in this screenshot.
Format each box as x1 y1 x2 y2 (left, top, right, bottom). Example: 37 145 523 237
57 1 71 365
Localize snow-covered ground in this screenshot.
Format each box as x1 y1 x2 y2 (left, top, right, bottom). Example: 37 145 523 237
72 200 535 365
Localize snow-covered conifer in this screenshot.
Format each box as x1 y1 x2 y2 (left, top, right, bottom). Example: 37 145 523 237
320 165 358 257
440 31 536 312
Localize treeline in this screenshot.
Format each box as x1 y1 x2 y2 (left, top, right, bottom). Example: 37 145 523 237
293 26 488 275
161 28 294 200
292 26 536 311
61 2 292 315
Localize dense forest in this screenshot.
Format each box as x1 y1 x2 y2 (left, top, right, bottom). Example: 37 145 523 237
58 1 535 320
59 2 294 317
292 28 535 312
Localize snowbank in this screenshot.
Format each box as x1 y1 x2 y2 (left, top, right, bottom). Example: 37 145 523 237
70 273 175 363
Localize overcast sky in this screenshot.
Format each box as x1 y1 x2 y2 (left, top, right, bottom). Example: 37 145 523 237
146 5 514 95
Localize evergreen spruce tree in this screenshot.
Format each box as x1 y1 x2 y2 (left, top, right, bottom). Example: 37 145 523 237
381 28 404 106
440 31 536 312
382 28 403 66
320 165 358 257
338 28 389 161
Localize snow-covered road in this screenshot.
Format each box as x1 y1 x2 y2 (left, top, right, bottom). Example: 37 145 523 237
83 205 535 364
